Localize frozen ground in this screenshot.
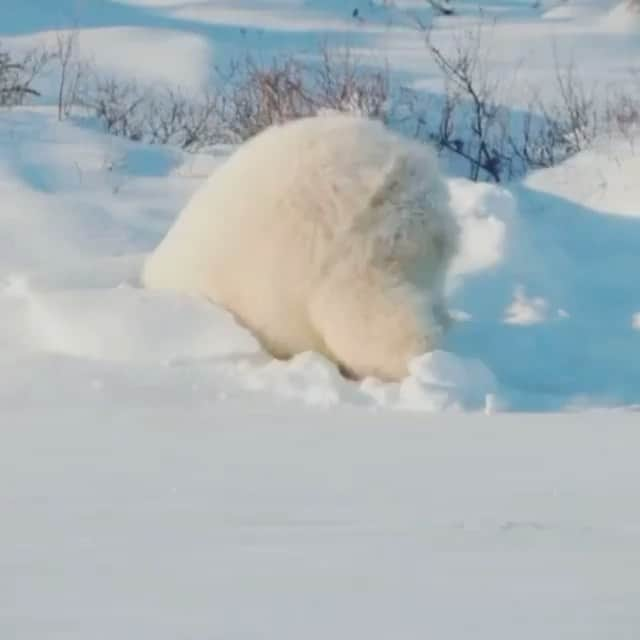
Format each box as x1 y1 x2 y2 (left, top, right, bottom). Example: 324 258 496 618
1 1 640 638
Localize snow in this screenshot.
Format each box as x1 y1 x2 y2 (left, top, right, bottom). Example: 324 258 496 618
3 407 640 639
44 26 213 89
10 279 261 363
2 1 640 637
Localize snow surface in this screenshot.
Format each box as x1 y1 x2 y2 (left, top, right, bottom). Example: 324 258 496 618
2 1 640 637
3 407 640 639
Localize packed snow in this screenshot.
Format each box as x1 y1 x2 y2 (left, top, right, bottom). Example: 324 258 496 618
1 1 640 638
3 407 640 639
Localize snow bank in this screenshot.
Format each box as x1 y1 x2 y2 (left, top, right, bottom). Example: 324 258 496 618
6 27 213 91
8 278 260 363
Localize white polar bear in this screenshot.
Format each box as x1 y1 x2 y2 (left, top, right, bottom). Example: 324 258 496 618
142 114 459 381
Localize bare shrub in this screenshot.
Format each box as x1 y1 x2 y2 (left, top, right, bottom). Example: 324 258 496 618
221 46 389 142
507 100 562 171
147 87 227 150
73 27 614 179
75 73 228 151
78 75 149 141
407 22 631 181
313 45 389 119
545 55 599 155
508 75 598 173
418 24 513 181
72 45 389 150
221 55 316 141
54 30 91 121
4 29 636 180
0 44 50 107
603 73 640 151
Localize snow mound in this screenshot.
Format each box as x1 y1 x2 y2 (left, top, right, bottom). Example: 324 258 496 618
7 273 500 412
525 141 640 218
447 180 514 280
444 145 640 410
8 278 260 364
235 351 348 408
228 349 499 412
363 351 499 413
6 27 213 91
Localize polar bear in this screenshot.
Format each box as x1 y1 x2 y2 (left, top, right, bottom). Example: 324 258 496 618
142 114 458 381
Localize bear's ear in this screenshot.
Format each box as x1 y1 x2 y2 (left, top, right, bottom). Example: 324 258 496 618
367 154 408 209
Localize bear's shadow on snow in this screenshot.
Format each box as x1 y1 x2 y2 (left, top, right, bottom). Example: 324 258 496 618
446 184 640 410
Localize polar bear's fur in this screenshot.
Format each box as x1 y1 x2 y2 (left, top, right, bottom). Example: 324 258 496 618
142 114 458 381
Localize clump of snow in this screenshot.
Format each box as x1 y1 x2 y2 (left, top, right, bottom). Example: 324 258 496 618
504 285 549 326
447 180 514 280
402 351 498 412
362 351 499 412
236 351 347 408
